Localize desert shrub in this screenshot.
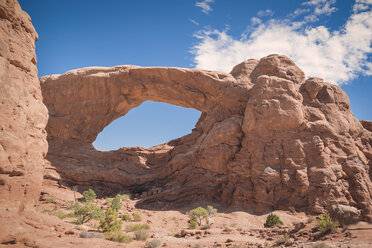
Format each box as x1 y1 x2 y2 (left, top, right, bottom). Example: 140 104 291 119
125 224 150 232
275 233 291 246
207 205 217 216
99 207 122 232
41 209 70 219
134 230 149 240
105 197 113 206
79 231 104 239
188 207 209 226
122 212 132 222
316 213 339 234
82 189 96 202
73 202 102 224
145 239 161 248
264 213 283 228
311 243 332 248
121 193 130 201
104 231 132 243
188 220 198 229
45 198 54 204
111 194 122 211
133 211 142 222
54 211 70 219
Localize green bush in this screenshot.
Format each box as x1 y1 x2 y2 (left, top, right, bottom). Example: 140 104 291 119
99 207 122 232
73 202 102 224
187 207 209 226
111 194 122 211
121 193 130 201
105 197 113 206
264 213 283 228
45 198 54 204
188 220 198 229
125 224 150 232
133 211 142 222
122 212 132 222
104 231 132 243
134 230 148 240
145 239 161 248
82 189 97 202
316 213 339 234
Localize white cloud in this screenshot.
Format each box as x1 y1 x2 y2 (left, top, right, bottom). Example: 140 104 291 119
189 18 200 26
192 1 372 84
250 17 261 26
302 0 337 22
354 0 372 12
195 0 214 14
257 9 274 17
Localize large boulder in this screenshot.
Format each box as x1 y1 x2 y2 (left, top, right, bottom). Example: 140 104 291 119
330 204 360 226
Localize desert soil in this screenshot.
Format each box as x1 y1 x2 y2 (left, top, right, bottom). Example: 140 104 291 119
34 179 372 248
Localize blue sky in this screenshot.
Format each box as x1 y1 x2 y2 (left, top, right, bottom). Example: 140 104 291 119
19 0 372 150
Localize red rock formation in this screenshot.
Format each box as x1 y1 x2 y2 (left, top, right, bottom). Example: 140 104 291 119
41 55 372 221
0 0 48 242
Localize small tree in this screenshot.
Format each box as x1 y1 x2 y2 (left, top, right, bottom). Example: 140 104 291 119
73 202 102 224
99 208 123 233
111 194 122 211
264 213 283 228
206 205 217 225
188 207 209 226
82 188 97 202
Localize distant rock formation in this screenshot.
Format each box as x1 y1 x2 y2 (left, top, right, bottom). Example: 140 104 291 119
41 54 372 221
0 0 48 242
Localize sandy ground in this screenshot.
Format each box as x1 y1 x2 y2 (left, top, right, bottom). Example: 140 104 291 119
35 180 372 248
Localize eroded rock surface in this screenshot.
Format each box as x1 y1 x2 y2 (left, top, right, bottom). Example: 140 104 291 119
41 54 372 221
0 0 48 242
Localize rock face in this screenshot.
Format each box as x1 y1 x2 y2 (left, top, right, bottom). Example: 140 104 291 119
0 0 48 242
41 54 372 221
0 0 48 243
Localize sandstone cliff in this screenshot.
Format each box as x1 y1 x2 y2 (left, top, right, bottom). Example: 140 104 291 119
0 0 48 242
41 55 372 221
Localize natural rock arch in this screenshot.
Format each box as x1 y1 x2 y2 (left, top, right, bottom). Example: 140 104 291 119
41 55 372 221
41 66 249 143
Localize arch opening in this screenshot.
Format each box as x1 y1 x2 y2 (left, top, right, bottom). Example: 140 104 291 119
93 100 201 151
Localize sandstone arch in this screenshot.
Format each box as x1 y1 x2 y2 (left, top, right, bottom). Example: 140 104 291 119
41 55 372 221
41 66 249 143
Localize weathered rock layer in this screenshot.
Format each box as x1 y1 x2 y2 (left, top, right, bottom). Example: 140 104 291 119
0 0 48 242
41 55 372 221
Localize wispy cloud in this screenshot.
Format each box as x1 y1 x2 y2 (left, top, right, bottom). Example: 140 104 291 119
257 9 274 17
192 1 372 84
302 0 337 22
195 0 214 14
189 18 200 26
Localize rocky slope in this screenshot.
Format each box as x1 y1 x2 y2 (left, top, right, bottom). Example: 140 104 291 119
41 55 372 221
